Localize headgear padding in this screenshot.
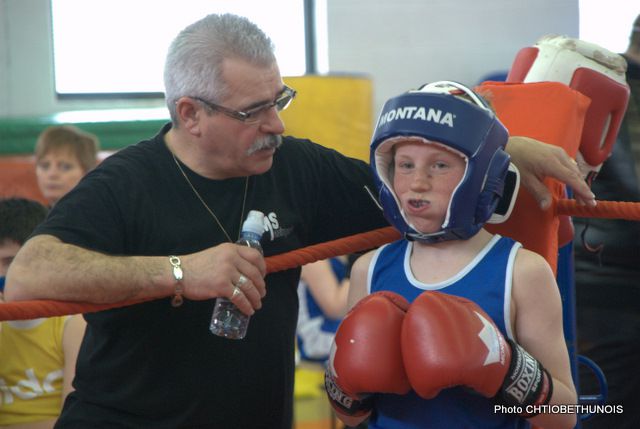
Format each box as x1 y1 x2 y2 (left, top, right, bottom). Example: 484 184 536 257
370 81 516 243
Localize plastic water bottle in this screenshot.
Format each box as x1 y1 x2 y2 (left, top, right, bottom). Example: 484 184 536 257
210 210 265 339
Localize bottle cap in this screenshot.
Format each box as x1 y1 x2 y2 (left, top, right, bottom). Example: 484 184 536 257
242 210 265 236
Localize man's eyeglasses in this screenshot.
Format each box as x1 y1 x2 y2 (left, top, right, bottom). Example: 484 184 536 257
193 86 296 124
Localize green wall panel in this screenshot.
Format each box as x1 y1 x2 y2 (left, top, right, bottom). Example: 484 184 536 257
0 116 168 155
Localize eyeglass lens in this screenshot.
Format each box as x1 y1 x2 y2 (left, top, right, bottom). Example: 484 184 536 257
275 88 295 111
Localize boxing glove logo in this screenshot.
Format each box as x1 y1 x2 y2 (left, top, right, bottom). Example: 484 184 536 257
475 311 508 366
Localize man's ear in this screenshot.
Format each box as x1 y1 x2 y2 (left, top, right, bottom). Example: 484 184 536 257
175 97 203 136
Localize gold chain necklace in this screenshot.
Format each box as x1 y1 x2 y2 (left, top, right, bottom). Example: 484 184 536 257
171 152 249 242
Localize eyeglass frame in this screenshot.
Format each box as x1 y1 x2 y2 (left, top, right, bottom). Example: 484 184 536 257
191 85 296 124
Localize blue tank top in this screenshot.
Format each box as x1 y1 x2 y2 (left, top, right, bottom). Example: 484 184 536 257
368 235 530 429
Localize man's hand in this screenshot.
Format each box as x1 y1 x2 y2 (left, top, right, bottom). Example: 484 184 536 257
506 136 596 209
181 243 266 315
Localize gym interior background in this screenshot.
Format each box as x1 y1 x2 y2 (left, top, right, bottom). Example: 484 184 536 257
1 1 638 428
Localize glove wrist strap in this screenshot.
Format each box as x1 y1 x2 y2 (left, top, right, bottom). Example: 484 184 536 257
498 340 553 417
324 372 373 417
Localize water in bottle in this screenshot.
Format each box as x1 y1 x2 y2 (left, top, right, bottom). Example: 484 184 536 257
210 210 265 339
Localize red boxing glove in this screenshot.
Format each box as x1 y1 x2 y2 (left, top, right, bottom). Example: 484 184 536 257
325 291 411 426
402 291 552 414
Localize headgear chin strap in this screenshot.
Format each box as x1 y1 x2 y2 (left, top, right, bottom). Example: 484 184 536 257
371 81 518 243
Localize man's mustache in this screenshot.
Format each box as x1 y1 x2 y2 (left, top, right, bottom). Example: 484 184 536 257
247 134 282 155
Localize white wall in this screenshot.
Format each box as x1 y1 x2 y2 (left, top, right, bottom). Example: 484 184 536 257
327 0 579 115
0 0 579 118
0 0 167 118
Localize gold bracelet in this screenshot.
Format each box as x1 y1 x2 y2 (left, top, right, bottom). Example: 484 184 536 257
169 255 184 307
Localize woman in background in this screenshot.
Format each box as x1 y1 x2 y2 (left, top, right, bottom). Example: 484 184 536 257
34 125 99 206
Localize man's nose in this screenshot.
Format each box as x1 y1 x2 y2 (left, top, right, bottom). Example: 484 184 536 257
259 107 285 135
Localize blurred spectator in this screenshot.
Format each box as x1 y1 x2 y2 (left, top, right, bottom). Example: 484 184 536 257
296 256 351 363
34 125 99 206
0 198 86 428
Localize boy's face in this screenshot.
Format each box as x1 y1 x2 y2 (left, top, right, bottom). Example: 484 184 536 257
36 148 86 206
0 239 20 277
392 140 466 234
0 239 20 300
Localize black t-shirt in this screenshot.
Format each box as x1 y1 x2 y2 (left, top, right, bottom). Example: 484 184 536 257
38 124 387 428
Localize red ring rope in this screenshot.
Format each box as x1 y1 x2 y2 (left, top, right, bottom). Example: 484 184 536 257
2 198 639 321
0 226 401 320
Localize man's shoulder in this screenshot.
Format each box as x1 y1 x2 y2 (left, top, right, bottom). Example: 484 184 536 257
278 135 365 166
101 123 168 164
273 136 326 168
76 138 167 198
279 135 319 153
98 137 164 172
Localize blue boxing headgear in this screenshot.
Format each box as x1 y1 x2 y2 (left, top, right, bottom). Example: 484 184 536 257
371 81 519 243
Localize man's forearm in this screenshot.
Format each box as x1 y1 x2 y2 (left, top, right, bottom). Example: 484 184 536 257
4 235 173 303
